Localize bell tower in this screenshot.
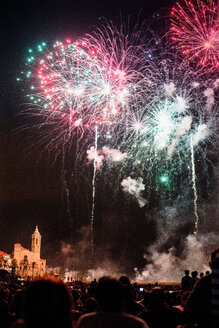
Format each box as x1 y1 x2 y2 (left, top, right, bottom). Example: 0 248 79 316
31 226 41 257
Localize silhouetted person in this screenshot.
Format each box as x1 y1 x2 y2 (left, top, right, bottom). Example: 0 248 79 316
84 298 97 313
191 271 199 288
122 284 145 316
0 287 10 328
89 279 97 297
184 247 219 328
200 272 204 279
141 291 150 310
90 279 97 288
10 289 25 328
77 277 148 328
181 270 193 291
72 289 83 312
24 277 72 328
119 275 131 286
10 289 25 320
139 287 183 328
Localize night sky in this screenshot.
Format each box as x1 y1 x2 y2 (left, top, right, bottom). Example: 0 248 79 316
1 0 218 277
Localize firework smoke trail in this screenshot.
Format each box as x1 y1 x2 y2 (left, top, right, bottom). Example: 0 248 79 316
170 0 219 68
190 135 199 234
90 126 98 258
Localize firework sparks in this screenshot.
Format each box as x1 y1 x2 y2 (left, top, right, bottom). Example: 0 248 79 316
190 135 199 234
170 0 219 67
19 39 130 136
117 41 218 209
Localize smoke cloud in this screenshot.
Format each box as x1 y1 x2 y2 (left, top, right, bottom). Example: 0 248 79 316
121 176 147 207
87 146 127 169
102 147 128 162
192 124 209 146
175 116 192 137
87 146 104 169
167 116 192 157
135 233 219 282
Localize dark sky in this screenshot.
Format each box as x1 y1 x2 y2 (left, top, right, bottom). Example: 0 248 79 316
0 0 183 273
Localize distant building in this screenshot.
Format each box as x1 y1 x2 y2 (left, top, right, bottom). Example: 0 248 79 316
0 251 11 271
12 226 46 279
63 269 81 282
47 267 87 282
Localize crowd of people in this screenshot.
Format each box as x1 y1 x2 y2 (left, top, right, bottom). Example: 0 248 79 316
1 247 219 328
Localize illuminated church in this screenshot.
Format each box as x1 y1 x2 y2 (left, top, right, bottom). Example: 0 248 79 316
12 226 46 279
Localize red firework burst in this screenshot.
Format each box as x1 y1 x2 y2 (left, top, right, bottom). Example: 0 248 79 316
170 0 219 67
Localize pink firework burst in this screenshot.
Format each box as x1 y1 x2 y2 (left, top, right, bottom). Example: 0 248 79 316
170 0 219 67
20 37 131 138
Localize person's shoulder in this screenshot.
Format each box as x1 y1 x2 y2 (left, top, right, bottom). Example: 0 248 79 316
120 312 149 327
77 311 148 328
76 312 97 327
190 273 212 295
196 273 211 286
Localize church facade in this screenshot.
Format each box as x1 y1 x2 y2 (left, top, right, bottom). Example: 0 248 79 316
12 226 46 279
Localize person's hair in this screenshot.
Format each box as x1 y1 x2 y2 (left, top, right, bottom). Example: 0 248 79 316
192 271 198 278
85 297 97 313
185 270 189 275
150 287 165 308
24 277 72 328
72 289 80 302
96 276 123 312
122 284 134 302
119 275 130 285
211 248 219 267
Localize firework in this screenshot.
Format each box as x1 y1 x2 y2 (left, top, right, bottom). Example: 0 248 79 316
17 21 147 151
170 0 219 67
117 41 218 221
18 39 129 136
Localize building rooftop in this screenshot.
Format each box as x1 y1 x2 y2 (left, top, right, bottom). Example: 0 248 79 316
0 251 10 257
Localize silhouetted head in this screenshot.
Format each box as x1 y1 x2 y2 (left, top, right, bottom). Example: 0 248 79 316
122 284 134 302
142 291 150 308
71 289 80 303
85 297 97 313
185 270 189 276
150 287 165 309
96 277 123 312
24 277 72 328
10 289 25 318
119 275 131 286
192 271 198 278
210 248 219 269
